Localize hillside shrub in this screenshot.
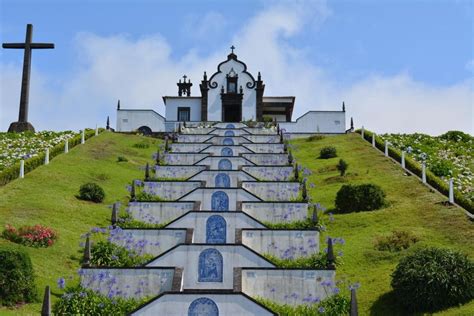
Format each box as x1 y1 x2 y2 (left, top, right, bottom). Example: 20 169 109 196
2 224 58 247
391 247 474 312
53 285 146 315
319 146 337 159
90 241 153 267
335 184 386 212
78 182 105 203
374 230 419 252
430 160 451 177
0 249 37 306
439 130 472 143
117 156 128 162
336 159 348 176
132 141 150 149
307 135 325 142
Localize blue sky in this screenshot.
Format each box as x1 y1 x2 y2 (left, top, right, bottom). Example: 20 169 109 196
1 0 473 134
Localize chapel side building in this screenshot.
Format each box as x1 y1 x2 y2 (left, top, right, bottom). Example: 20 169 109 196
116 49 347 135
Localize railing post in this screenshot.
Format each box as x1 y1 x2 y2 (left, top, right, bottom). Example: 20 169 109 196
361 126 364 139
449 178 454 204
401 151 405 169
422 162 427 184
81 129 85 144
371 133 375 147
64 139 69 153
44 148 49 165
19 160 25 178
384 140 388 157
95 125 98 136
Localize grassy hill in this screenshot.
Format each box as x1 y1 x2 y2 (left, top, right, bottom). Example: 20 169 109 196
291 134 474 315
0 132 472 315
0 132 159 315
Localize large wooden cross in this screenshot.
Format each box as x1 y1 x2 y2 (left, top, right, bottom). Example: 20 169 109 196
3 24 54 132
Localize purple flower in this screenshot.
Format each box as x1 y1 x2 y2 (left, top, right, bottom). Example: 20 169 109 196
318 306 325 313
332 287 340 294
57 277 66 289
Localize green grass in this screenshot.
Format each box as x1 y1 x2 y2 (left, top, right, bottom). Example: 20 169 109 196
0 132 159 315
291 134 474 315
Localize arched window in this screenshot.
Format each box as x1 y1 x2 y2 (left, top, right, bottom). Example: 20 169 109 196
221 147 233 157
215 173 230 188
206 215 226 243
225 124 235 129
198 248 223 282
137 126 152 135
222 138 234 146
211 191 229 211
224 130 235 137
188 297 219 316
217 158 232 170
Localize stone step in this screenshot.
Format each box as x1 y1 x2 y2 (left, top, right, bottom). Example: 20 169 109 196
130 292 277 316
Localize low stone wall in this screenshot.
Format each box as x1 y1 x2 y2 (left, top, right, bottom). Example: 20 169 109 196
146 245 274 290
243 127 277 135
243 143 285 154
200 145 253 156
241 269 336 305
242 166 293 181
242 154 288 166
131 293 275 316
166 211 265 243
241 202 309 223
177 134 213 143
154 166 205 179
189 171 256 187
242 135 280 143
242 182 300 201
80 268 175 298
213 123 247 128
108 228 187 256
128 202 196 224
163 153 208 165
195 156 255 170
241 229 320 258
179 188 261 210
170 143 210 153
181 127 215 134
144 181 202 200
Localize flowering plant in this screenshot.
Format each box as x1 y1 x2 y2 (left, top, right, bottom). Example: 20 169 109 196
2 224 58 247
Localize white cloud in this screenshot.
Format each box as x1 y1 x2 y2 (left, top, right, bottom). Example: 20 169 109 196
1 0 472 135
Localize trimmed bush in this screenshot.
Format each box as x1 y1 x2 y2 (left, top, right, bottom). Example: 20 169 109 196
0 249 37 306
53 285 146 315
336 159 348 176
78 182 105 203
307 135 325 142
391 247 474 312
335 184 386 212
430 160 451 177
117 156 128 162
374 230 419 252
319 146 337 159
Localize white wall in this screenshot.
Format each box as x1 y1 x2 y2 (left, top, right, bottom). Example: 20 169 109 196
116 109 165 132
131 293 275 316
207 58 257 121
128 201 196 224
164 97 202 121
242 202 309 224
146 245 274 290
179 188 261 210
280 111 346 134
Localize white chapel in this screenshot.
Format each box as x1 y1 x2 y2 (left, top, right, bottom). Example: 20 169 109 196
116 47 347 135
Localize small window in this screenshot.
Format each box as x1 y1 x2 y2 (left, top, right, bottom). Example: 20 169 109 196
122 119 128 123
177 107 190 121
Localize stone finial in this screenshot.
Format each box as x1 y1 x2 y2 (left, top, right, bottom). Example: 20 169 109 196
111 202 118 227
283 143 288 153
350 117 354 130
302 180 308 202
258 71 261 81
342 101 346 112
203 71 207 81
106 116 110 130
294 162 299 180
165 138 169 152
117 99 121 110
183 120 187 128
41 285 51 316
350 288 359 316
145 163 150 181
288 150 293 164
83 236 91 267
280 132 284 143
327 237 336 269
311 205 318 224
277 123 280 134
155 150 160 165
130 181 136 201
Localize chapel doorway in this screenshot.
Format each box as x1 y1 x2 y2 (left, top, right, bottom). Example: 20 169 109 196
222 104 241 122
